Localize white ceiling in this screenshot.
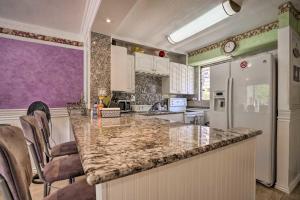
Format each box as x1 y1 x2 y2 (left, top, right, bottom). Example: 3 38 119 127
92 0 300 53
0 0 299 48
0 0 87 40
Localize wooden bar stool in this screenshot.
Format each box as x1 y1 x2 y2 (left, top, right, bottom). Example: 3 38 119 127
0 125 95 200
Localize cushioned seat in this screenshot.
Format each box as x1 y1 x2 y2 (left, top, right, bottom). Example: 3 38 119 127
44 179 95 200
43 154 84 184
51 141 78 157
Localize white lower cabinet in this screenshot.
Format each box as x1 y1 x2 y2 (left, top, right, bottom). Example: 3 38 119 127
163 62 193 94
154 114 184 123
111 45 135 93
137 113 184 123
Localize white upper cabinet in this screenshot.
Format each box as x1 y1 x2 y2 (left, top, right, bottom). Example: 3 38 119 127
162 63 195 95
153 56 169 76
111 45 135 93
135 52 154 74
180 64 188 94
163 62 191 94
170 62 180 93
127 55 135 93
187 66 195 94
175 63 182 93
135 52 170 76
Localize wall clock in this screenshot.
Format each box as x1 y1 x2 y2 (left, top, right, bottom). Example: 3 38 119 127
223 40 236 54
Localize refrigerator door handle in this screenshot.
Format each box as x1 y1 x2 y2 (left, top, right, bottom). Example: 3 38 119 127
226 77 230 129
228 77 233 129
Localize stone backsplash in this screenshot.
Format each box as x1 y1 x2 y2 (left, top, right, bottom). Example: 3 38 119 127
90 32 111 105
113 73 162 105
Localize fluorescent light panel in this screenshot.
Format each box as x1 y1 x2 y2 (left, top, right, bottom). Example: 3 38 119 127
168 1 240 44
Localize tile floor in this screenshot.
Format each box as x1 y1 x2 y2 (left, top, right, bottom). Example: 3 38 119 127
256 183 300 200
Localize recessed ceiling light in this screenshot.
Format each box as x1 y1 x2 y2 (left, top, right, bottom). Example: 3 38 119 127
106 18 111 23
167 0 241 44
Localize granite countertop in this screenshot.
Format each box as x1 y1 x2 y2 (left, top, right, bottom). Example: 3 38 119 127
70 113 261 186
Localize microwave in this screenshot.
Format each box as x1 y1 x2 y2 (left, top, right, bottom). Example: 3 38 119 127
117 100 131 113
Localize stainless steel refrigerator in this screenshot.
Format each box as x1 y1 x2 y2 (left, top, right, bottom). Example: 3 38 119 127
209 52 276 186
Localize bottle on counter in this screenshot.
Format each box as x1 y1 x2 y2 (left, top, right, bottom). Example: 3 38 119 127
92 102 98 118
97 96 105 117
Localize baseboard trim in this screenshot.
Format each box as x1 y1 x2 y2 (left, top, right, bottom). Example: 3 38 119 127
275 173 300 194
289 173 300 193
275 184 290 193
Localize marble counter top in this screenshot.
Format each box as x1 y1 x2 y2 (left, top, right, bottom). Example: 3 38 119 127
70 113 261 185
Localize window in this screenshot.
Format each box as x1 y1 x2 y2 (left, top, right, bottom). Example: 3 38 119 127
200 67 210 101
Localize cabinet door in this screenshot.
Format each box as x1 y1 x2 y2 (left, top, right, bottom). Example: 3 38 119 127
135 52 154 73
111 45 128 92
187 66 195 94
180 64 188 94
169 62 180 93
154 56 170 76
127 55 135 93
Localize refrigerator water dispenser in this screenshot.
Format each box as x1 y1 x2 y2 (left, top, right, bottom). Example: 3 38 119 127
213 91 225 112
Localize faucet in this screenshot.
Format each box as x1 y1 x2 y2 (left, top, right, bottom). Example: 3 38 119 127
149 102 162 112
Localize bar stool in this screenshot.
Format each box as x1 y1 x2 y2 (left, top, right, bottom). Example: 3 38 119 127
34 110 78 160
0 125 95 200
19 116 84 197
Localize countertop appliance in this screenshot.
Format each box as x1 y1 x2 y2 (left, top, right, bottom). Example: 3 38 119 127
168 98 187 112
117 100 131 113
209 52 276 186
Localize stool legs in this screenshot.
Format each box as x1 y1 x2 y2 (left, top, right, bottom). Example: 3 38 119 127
43 182 52 197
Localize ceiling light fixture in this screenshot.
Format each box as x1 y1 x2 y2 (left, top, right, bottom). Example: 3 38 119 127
106 18 111 23
167 0 241 44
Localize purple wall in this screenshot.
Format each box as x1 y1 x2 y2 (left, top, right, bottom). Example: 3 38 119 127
0 37 84 109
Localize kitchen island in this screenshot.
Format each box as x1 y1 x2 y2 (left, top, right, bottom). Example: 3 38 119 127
70 112 261 200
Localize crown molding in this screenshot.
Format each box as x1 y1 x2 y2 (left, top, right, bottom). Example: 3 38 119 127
279 1 300 19
80 0 102 41
0 17 83 42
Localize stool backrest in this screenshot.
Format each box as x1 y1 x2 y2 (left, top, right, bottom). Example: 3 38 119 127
34 110 50 143
20 116 45 168
0 125 32 200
